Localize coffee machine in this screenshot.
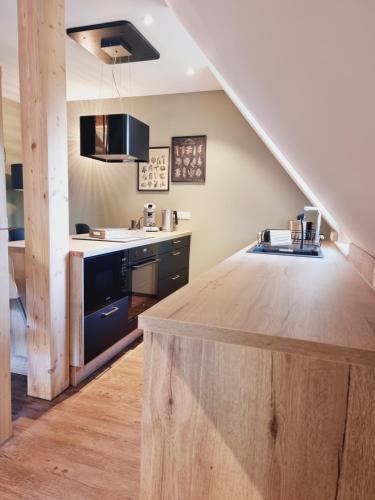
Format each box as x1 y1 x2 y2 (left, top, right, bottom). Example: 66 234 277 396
143 203 159 232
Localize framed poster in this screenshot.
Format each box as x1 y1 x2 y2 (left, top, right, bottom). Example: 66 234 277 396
138 147 170 191
171 135 206 183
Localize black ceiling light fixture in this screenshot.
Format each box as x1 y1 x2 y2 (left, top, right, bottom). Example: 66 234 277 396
67 21 160 163
66 20 160 64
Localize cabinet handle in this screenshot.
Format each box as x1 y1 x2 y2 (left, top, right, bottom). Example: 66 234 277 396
173 240 181 244
171 274 180 280
172 251 181 256
131 258 159 269
101 306 119 318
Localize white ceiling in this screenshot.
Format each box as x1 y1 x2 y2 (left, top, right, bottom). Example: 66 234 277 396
0 0 220 101
167 0 375 257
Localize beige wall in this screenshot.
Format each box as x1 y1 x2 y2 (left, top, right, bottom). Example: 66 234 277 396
2 97 23 228
68 91 323 278
2 91 330 277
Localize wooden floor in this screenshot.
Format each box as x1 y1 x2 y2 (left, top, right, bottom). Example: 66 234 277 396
0 342 143 500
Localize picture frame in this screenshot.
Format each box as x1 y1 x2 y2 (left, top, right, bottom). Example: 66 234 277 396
171 135 206 183
137 147 170 192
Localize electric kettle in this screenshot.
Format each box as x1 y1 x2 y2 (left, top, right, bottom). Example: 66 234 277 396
161 209 178 231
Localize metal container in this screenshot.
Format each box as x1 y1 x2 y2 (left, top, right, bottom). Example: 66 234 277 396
162 209 178 231
289 220 315 243
289 220 305 232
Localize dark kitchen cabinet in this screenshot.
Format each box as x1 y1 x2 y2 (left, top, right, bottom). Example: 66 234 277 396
158 236 188 254
158 245 190 280
157 236 190 300
80 235 191 367
158 268 189 300
84 296 129 364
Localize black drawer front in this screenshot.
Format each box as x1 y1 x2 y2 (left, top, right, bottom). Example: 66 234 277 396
158 245 190 280
158 235 190 255
129 243 157 263
84 296 128 364
158 268 189 300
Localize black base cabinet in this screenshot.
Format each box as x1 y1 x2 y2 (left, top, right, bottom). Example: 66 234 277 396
158 267 189 300
158 245 190 279
157 236 190 300
82 235 191 365
84 296 129 364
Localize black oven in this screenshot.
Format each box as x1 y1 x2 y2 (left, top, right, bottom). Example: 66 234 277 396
128 244 159 327
84 250 129 314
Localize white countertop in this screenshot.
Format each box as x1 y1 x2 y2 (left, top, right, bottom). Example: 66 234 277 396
8 230 192 258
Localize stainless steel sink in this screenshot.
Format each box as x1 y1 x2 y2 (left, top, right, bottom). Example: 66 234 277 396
248 243 323 258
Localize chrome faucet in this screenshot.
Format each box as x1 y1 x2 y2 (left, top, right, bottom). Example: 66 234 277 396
304 206 321 246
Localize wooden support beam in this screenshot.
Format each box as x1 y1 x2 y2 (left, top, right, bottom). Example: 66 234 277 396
18 0 70 400
0 67 12 445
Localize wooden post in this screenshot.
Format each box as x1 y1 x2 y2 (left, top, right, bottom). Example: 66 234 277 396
0 67 12 444
18 0 70 400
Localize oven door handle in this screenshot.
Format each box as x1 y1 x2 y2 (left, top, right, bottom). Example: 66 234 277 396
131 258 159 270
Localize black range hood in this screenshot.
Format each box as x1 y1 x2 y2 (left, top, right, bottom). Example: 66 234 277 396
67 21 158 163
80 114 150 163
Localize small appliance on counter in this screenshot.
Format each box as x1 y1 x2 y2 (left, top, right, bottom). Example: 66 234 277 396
289 219 313 243
143 203 159 232
73 227 153 243
89 228 131 240
161 209 178 232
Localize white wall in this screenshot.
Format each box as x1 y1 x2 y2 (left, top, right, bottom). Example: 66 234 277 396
167 0 375 257
68 91 323 278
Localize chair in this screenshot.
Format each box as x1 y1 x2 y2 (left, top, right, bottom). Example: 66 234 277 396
75 223 90 235
9 227 25 241
9 257 27 321
9 257 27 375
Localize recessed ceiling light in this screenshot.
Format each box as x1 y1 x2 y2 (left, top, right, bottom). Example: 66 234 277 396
143 15 154 26
186 67 195 76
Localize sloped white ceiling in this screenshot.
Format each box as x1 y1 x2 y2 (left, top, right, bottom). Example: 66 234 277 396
167 0 375 256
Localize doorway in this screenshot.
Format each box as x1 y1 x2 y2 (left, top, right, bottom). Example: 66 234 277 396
0 66 12 445
8 248 27 377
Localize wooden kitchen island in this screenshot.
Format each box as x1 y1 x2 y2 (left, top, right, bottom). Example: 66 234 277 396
139 243 375 500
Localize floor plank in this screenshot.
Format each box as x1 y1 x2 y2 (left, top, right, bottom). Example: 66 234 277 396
0 342 143 500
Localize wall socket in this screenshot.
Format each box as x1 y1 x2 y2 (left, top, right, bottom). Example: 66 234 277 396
177 211 191 220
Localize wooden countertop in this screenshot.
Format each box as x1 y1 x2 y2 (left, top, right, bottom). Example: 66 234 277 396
8 230 191 258
139 243 375 367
